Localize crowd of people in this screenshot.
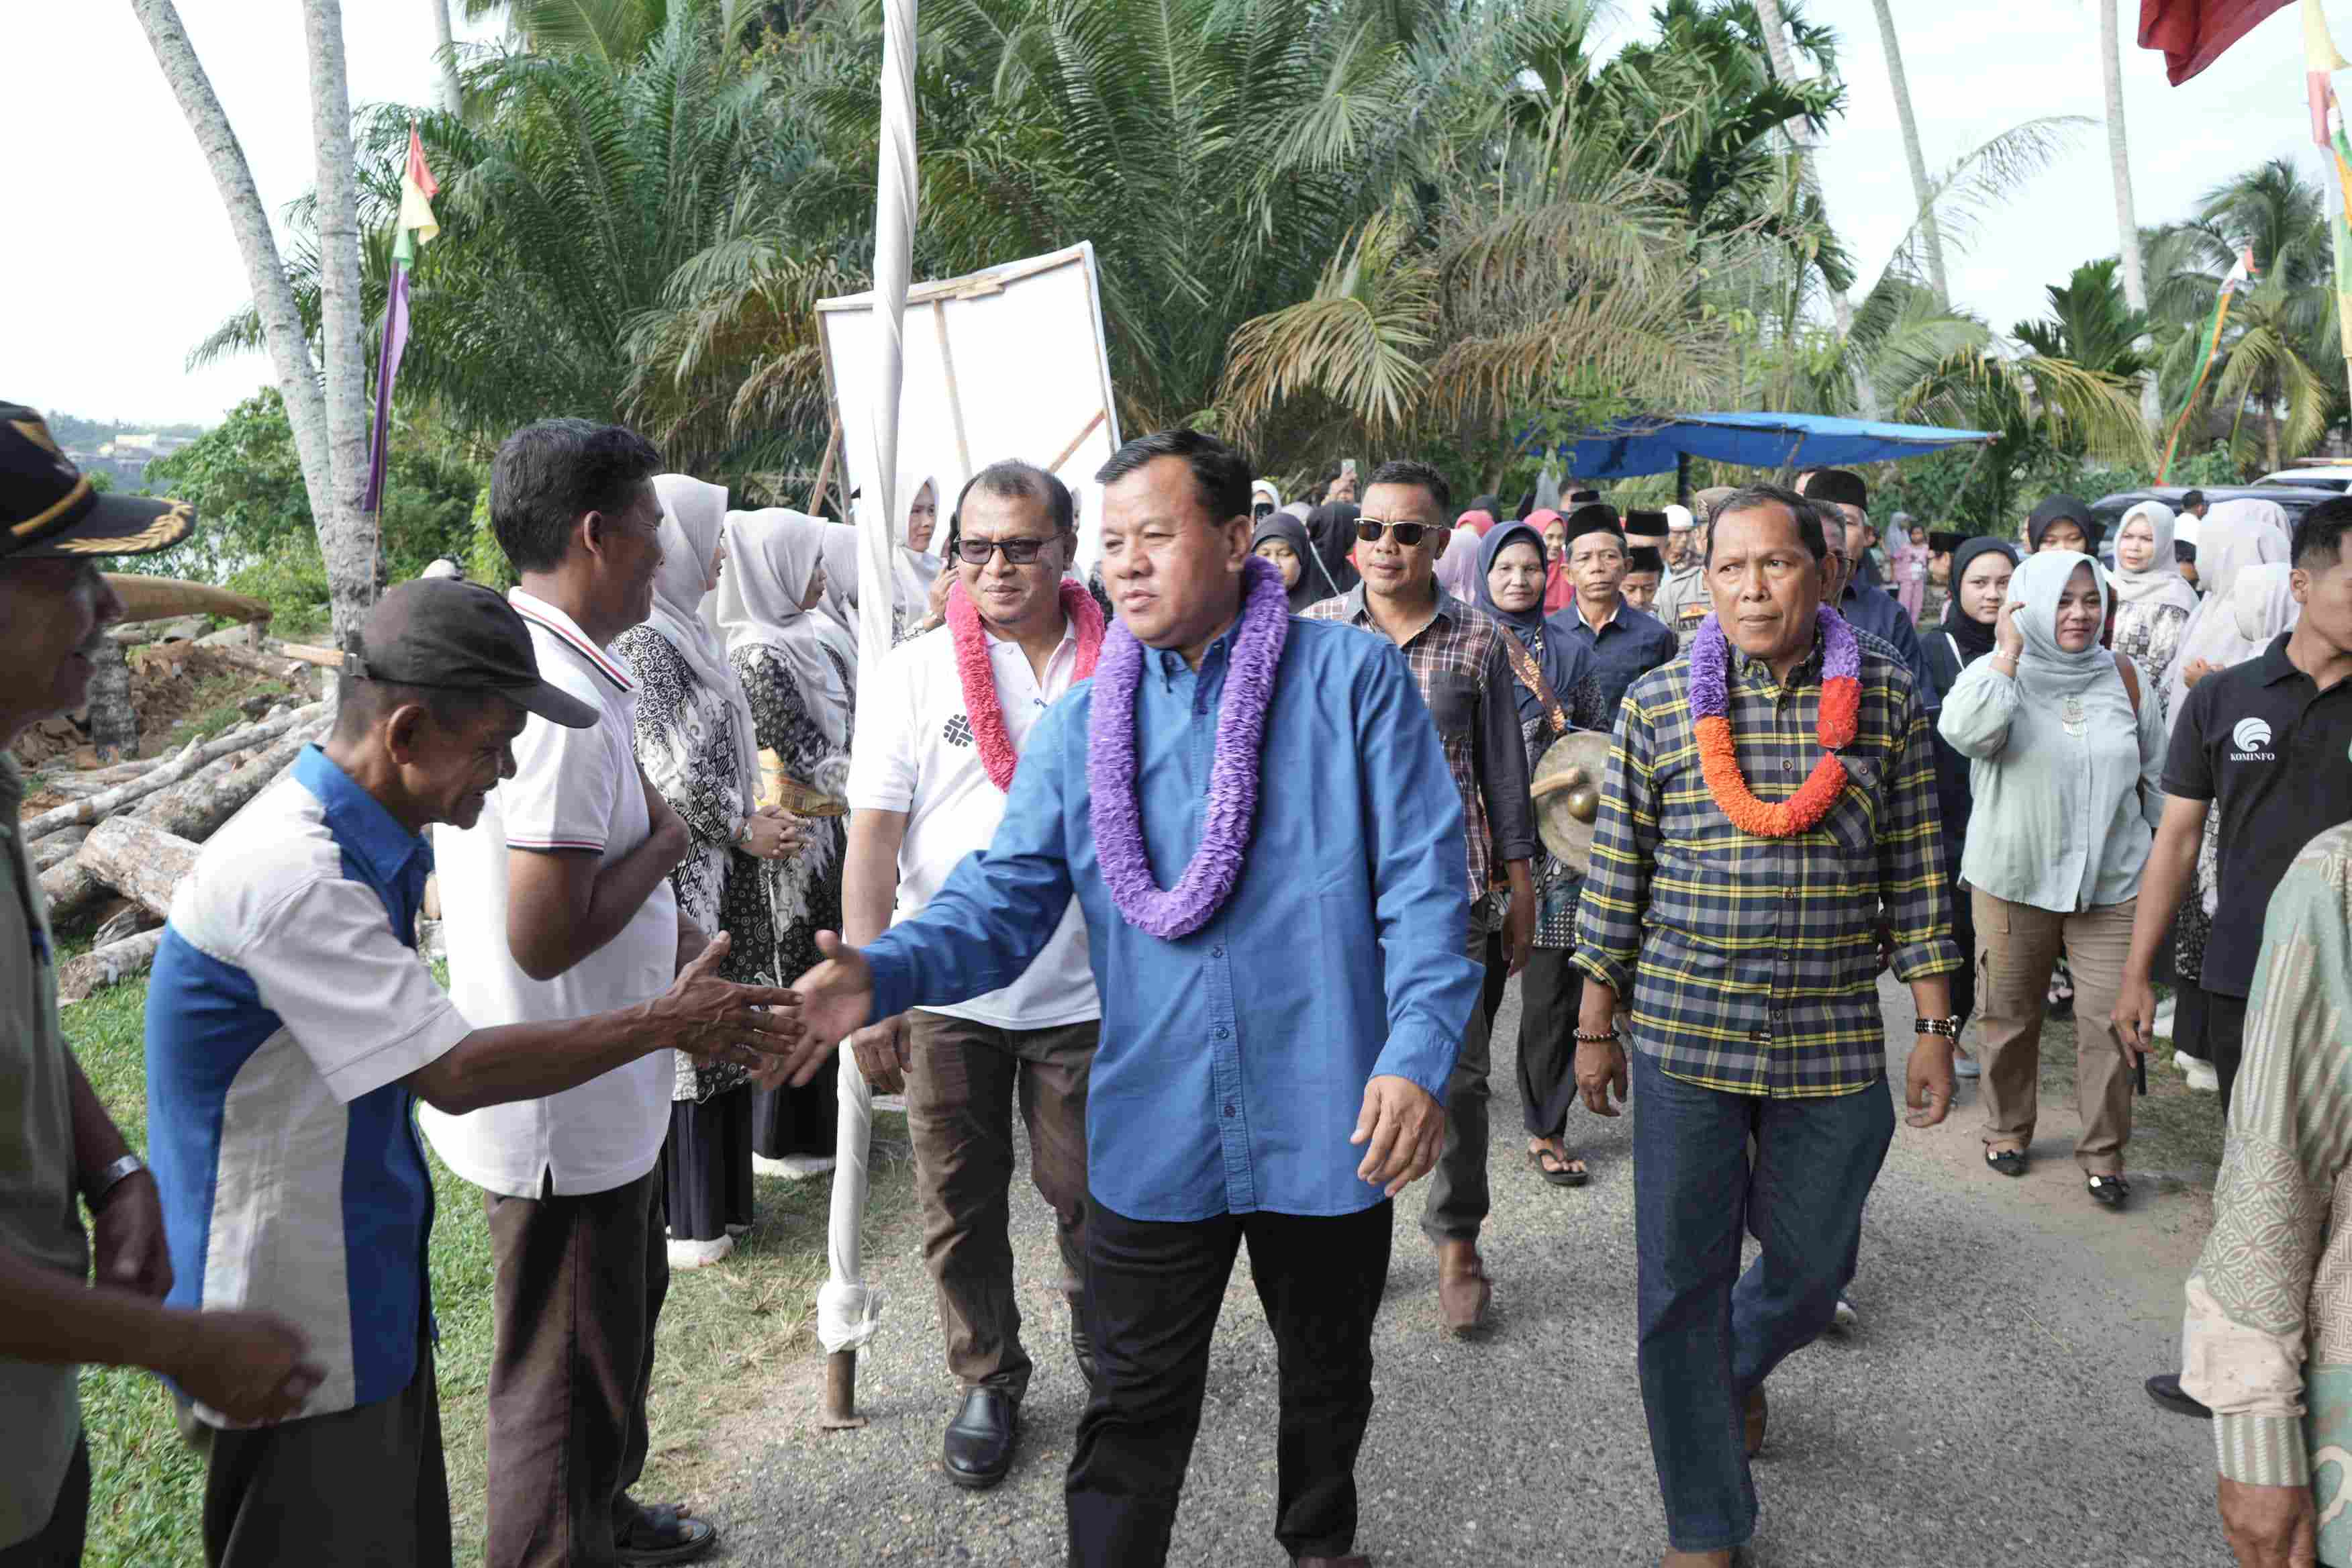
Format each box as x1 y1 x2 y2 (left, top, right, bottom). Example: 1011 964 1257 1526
4 401 2352 1568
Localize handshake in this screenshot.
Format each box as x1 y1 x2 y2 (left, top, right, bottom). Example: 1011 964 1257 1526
650 931 839 1091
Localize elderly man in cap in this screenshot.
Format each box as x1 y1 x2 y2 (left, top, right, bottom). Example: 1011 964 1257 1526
1655 490 1730 652
1798 469 1939 707
143 579 815 1568
1556 502 1679 719
1661 503 1696 571
0 406 327 1568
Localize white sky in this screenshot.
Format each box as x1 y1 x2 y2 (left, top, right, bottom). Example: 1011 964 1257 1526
0 0 2335 428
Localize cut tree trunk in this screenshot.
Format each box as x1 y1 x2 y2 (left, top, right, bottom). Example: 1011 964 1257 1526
79 817 203 920
129 0 334 529
30 826 89 874
1869 0 1947 305
22 701 321 842
86 638 137 763
58 930 166 1006
304 0 379 646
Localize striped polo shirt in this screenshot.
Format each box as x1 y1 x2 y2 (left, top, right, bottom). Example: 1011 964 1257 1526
146 746 471 1426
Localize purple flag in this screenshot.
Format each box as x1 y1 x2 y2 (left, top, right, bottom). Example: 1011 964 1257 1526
362 258 411 516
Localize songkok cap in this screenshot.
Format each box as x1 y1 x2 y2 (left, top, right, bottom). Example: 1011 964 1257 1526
1626 546 1665 575
1927 530 1967 555
348 579 598 729
1561 502 1622 546
1622 507 1669 536
1802 468 1869 511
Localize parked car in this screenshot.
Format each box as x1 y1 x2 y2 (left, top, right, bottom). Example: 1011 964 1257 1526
2086 486 2327 573
2255 466 2352 492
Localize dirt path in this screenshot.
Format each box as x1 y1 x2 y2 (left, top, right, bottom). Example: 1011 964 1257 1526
675 975 2231 1567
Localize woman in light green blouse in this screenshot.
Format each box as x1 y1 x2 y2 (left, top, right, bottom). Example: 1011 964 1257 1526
1938 550 2167 1209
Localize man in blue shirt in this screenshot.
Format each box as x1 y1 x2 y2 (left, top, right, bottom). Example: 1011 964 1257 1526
792 429 1481 1568
1800 469 1940 707
144 581 810 1567
1554 502 1680 721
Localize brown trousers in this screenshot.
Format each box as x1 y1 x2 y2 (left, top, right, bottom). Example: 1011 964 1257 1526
481 1166 667 1568
905 1009 1097 1400
1972 889 2138 1174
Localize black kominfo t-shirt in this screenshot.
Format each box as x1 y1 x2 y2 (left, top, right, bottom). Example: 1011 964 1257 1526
2163 632 2352 997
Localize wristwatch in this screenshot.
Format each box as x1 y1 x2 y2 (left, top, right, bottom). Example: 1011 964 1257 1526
85 1152 148 1211
1913 1015 1963 1040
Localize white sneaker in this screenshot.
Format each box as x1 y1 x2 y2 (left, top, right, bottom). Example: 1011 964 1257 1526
667 1234 735 1269
753 1154 837 1179
2182 1057 2220 1093
1832 1297 1859 1330
2173 1050 2207 1075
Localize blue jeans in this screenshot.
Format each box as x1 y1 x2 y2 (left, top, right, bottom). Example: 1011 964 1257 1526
1631 1048 1895 1552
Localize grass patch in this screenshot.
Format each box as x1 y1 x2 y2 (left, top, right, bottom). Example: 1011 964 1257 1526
62 972 912 1567
2020 1011 2227 1181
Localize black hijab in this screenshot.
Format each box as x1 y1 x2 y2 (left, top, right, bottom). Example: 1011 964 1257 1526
1473 521 1591 729
1305 500 1361 597
1939 536 2018 663
2026 493 2102 555
1251 511 1327 614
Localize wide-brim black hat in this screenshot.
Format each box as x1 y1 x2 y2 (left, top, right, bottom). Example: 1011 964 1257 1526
1 403 195 560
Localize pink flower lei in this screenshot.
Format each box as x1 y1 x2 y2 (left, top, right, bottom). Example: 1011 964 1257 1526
946 577 1106 791
1086 556 1289 939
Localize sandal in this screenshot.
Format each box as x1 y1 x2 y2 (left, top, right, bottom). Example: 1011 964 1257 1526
1984 1146 2027 1177
616 1502 718 1566
2088 1173 2130 1210
1528 1146 1589 1188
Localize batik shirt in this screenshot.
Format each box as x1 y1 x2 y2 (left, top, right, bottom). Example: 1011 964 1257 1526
1572 629 1958 1097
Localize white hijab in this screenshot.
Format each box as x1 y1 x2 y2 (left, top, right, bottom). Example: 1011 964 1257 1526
648 475 760 807
2110 501 2199 614
893 472 942 615
716 507 853 748
2166 559 2302 721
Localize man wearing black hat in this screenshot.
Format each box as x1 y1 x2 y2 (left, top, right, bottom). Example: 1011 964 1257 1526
0 406 334 1566
1799 469 1940 708
143 577 814 1567
1555 502 1678 718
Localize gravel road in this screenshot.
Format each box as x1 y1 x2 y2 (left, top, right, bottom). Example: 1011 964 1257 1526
684 972 2230 1567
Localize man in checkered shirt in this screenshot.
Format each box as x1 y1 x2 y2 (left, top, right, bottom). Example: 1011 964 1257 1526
1569 485 1961 1567
1304 458 1534 1339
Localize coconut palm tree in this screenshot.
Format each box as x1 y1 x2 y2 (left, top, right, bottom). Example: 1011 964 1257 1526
1899 346 2151 529
1868 0 1946 303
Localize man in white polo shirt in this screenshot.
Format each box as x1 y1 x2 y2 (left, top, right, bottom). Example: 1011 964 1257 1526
422 420 722 1568
842 461 1104 1490
146 580 808 1568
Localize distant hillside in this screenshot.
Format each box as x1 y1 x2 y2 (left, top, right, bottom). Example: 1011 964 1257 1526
44 411 209 489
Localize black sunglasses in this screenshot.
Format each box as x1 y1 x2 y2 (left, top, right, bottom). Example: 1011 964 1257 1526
1355 518 1433 546
956 536 1056 565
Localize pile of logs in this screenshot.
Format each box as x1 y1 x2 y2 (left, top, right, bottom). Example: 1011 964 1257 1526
27 699 332 1002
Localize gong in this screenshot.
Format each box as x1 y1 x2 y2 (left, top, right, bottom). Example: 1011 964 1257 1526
1529 730 1610 873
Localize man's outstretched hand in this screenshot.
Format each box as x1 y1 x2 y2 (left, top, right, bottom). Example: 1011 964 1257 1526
780 932 877 1091
1351 1075 1444 1197
652 932 812 1079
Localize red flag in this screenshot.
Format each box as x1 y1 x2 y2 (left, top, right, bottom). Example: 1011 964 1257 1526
2139 0 2292 84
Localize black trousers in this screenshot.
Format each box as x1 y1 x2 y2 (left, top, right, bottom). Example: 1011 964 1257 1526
665 1087 754 1242
1518 944 1585 1139
0 1437 85 1568
1065 1198 1393 1567
1947 863 1977 1031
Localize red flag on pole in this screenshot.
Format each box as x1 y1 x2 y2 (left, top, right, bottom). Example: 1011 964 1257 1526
2139 0 2291 83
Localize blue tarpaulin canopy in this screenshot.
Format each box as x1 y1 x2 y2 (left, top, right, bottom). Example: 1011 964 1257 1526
1540 411 1992 479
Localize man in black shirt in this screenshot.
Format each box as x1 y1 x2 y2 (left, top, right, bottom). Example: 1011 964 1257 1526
2116 497 2352 1106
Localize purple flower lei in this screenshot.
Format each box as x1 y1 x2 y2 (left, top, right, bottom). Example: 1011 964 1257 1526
1687 606 1859 718
1086 555 1290 939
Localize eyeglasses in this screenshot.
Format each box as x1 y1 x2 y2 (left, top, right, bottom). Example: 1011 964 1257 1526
957 536 1055 565
1354 519 1432 546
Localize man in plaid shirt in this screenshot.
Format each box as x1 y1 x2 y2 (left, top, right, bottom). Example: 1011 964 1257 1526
1306 458 1534 1338
1569 485 1960 1567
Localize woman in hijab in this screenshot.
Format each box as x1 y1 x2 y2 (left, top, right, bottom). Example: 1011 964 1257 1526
1474 521 1607 1187
2108 500 2200 725
891 474 943 633
2165 560 2303 1094
1939 550 2166 1208
618 477 810 1263
1526 508 1573 611
715 507 856 1169
1304 498 1361 598
2026 493 2102 556
2165 499 2294 716
1249 509 1328 614
1920 537 2019 1079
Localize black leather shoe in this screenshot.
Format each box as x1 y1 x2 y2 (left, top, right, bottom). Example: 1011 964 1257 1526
1070 1312 1099 1392
941 1389 1018 1489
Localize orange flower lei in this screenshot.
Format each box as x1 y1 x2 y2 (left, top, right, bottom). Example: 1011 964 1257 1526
1689 608 1861 838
